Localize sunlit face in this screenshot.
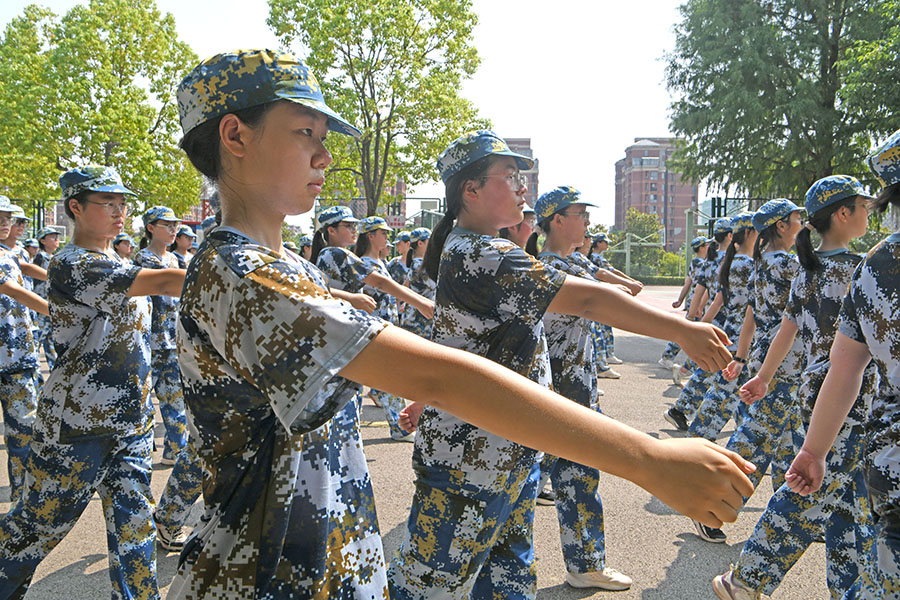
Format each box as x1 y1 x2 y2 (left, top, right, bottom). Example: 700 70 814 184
368 228 389 253
328 221 357 248
234 102 333 217
475 156 527 230
175 232 193 252
42 233 60 253
300 245 311 260
115 240 134 258
9 219 27 241
26 245 38 258
71 192 128 240
395 239 410 256
555 204 591 248
0 212 11 239
777 210 804 247
148 219 180 246
696 242 709 259
847 197 871 239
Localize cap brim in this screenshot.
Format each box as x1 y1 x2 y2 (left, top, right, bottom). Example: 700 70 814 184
285 97 361 138
492 149 534 171
571 199 599 208
92 184 137 197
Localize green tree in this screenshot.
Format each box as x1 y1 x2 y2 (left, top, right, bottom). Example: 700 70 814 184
267 0 488 215
608 209 664 275
0 0 199 215
665 0 897 200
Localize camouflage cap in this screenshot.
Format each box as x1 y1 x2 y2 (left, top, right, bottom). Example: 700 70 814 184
752 198 804 232
298 234 313 247
522 205 535 215
395 230 411 243
867 129 900 188
690 235 709 250
283 240 298 251
437 130 534 184
534 186 596 220
178 49 360 138
37 227 59 239
712 217 733 235
113 232 136 246
10 205 29 221
191 241 199 249
0 195 13 213
729 211 756 233
142 206 180 226
200 215 218 232
23 238 38 248
59 164 135 199
176 224 197 238
358 216 392 234
410 227 431 242
592 232 609 244
805 175 867 216
317 205 359 228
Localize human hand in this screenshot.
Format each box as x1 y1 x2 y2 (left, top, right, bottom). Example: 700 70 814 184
416 298 435 320
672 299 683 308
348 293 376 313
785 448 825 495
677 321 732 372
399 401 426 432
639 438 755 528
722 360 743 381
628 281 643 296
740 376 768 405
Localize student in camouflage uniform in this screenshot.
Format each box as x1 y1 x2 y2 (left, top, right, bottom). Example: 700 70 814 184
400 227 435 339
713 176 875 600
170 50 756 600
170 224 196 269
135 206 188 465
498 205 536 249
0 197 49 503
113 232 135 261
387 230 411 284
297 233 313 261
666 217 733 427
659 235 710 368
0 166 185 600
532 186 631 590
32 227 60 370
389 129 751 599
784 132 900 599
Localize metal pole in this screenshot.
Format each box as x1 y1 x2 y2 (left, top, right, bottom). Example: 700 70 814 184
625 232 632 276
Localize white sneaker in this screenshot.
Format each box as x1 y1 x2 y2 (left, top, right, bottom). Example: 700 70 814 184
566 568 632 591
607 355 624 365
672 366 684 386
391 432 415 443
712 566 760 599
155 517 189 552
597 388 605 396
658 357 676 369
159 455 176 467
598 369 621 379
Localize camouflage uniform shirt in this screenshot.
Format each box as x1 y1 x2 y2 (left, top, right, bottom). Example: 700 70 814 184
386 255 409 285
0 248 38 374
173 228 389 599
315 246 375 294
747 251 804 378
360 256 399 324
133 248 180 350
718 254 755 346
400 257 436 336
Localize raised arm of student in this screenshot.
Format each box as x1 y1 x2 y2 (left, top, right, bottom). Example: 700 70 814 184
672 275 693 308
331 288 377 314
701 290 724 324
126 268 186 298
740 316 800 403
341 324 755 528
362 270 434 319
19 262 47 281
722 305 756 381
547 274 732 372
0 278 50 315
785 331 869 495
687 283 708 320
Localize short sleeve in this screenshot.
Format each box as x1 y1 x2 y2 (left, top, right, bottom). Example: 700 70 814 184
52 252 142 315
316 248 374 291
225 260 386 431
494 245 566 321
784 273 805 325
837 282 866 344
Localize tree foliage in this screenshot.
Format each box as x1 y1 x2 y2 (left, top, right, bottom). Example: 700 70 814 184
608 208 664 274
666 0 898 200
0 0 199 215
267 0 488 215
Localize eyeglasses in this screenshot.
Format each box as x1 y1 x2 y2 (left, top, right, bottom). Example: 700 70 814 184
0 215 11 225
154 221 180 230
483 172 527 191
339 222 357 231
853 201 871 214
563 209 590 223
84 199 131 216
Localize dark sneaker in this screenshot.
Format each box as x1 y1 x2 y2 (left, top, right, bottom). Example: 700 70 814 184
692 519 727 543
536 488 556 506
664 408 689 431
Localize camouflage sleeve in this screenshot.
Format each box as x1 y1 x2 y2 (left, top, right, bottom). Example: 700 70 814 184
837 267 867 344
52 252 142 315
496 245 566 321
783 271 804 325
226 260 387 431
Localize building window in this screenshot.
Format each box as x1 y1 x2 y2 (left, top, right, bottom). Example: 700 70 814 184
643 150 649 157
650 183 657 191
650 194 657 202
650 171 658 180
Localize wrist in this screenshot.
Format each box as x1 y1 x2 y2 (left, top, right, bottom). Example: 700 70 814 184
732 356 747 365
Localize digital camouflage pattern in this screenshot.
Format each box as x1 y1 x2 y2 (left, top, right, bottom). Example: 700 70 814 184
0 248 39 374
32 250 55 370
533 186 594 221
316 205 358 228
868 129 900 188
716 254 755 345
436 130 534 184
315 246 373 294
747 251 804 379
171 228 388 599
386 255 409 285
0 369 37 500
661 256 706 361
132 249 181 350
400 257 435 339
177 49 360 138
58 164 135 200
751 199 803 233
805 175 867 215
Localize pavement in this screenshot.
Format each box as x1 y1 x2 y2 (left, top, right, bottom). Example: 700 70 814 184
1 287 829 598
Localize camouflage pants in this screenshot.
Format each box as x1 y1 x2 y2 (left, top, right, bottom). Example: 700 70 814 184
151 349 187 462
733 422 874 598
661 340 681 362
541 454 606 574
0 368 37 502
689 370 749 441
389 461 540 599
842 518 900 600
673 367 716 423
591 324 610 371
0 430 158 600
370 389 411 439
726 380 800 492
155 438 204 533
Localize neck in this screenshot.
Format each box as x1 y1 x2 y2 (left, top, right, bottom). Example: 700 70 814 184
818 229 852 253
456 212 498 237
218 184 286 252
362 246 379 259
542 233 576 257
1 236 15 247
148 238 168 255
72 228 113 253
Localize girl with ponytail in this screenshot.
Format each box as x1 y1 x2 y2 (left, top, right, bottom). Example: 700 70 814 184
390 130 750 598
399 227 434 338
386 230 411 284
712 176 874 599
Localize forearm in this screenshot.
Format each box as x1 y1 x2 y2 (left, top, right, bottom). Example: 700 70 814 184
20 262 47 281
367 271 427 309
734 306 755 359
676 278 692 303
701 293 723 323
128 268 186 297
687 284 708 318
756 318 799 382
0 280 50 315
592 268 634 288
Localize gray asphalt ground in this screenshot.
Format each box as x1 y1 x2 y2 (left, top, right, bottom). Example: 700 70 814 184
0 286 829 598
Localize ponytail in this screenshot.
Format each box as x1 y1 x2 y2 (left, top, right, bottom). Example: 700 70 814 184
354 232 372 257
718 229 749 293
873 182 900 214
405 240 423 268
139 224 153 250
797 195 858 271
310 227 329 264
498 227 511 240
706 240 718 258
524 232 541 257
424 155 498 282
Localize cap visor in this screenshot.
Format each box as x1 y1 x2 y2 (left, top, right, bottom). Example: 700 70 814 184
285 97 361 138
94 184 137 197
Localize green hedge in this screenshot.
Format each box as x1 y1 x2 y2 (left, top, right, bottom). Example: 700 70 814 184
634 275 684 286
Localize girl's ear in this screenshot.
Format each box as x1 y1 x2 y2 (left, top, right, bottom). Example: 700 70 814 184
219 113 248 159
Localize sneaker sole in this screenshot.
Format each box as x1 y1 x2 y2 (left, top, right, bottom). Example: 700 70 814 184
692 521 727 543
535 498 556 506
711 576 731 600
663 411 688 432
565 574 631 591
157 539 185 553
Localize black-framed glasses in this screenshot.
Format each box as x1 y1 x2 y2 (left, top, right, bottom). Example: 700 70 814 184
84 199 130 216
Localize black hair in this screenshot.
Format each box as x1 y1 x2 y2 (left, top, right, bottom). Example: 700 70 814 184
524 216 553 257
310 227 330 264
872 181 900 214
406 240 424 268
718 229 752 293
751 211 798 262
168 231 191 253
796 196 858 271
179 102 279 180
424 155 498 281
63 190 91 220
38 232 57 252
497 227 511 240
354 231 373 257
139 223 154 250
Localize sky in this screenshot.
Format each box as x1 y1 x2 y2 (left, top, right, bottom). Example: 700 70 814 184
0 0 684 229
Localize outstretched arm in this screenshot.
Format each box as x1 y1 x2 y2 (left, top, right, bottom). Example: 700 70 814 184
364 271 434 319
723 305 755 381
741 317 799 403
341 324 755 528
0 279 49 315
687 283 708 320
127 268 186 298
19 262 48 281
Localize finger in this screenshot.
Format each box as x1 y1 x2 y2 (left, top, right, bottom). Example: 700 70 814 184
712 498 740 524
697 511 724 529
